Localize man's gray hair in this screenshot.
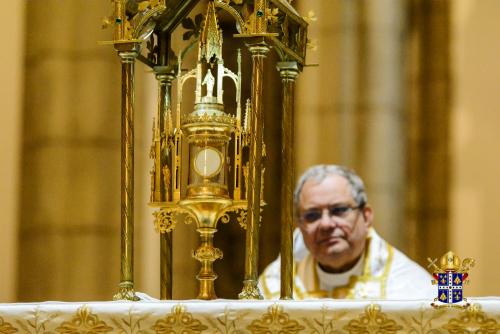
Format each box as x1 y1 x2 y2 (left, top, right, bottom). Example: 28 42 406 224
293 165 368 213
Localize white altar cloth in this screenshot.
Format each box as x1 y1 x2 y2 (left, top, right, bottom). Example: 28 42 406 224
0 298 499 333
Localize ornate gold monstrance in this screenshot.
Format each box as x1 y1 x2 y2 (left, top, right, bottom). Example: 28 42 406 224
104 0 308 300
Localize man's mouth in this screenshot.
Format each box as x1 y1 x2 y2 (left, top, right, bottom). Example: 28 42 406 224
318 236 343 245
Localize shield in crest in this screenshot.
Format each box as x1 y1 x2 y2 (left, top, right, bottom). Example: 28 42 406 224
437 272 463 304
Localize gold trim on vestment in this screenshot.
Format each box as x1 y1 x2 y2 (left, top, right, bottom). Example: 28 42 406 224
260 229 395 299
308 233 394 299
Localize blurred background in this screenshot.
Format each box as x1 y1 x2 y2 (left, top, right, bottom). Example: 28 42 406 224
1 0 499 301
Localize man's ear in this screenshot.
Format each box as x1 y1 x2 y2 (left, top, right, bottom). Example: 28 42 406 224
362 206 374 228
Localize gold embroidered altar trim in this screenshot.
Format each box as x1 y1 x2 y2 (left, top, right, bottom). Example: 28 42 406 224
0 299 499 333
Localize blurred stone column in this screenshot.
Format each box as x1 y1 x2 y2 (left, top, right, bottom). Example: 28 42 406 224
407 0 450 264
295 0 408 250
357 0 407 250
295 1 343 175
0 1 25 302
18 0 123 301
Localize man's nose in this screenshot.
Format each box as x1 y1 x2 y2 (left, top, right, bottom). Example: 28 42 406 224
318 209 336 228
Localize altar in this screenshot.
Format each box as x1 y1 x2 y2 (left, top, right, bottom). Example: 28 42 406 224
1 298 499 333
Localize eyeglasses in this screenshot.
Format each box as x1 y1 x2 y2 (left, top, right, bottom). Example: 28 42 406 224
300 204 363 224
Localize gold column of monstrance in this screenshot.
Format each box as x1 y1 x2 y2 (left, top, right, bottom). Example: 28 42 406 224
105 0 308 300
153 2 246 300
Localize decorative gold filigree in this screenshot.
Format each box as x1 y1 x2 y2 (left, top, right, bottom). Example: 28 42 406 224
192 245 223 262
183 112 237 126
224 206 262 229
247 304 304 333
302 305 348 334
303 10 317 24
236 209 247 229
220 0 243 5
153 207 196 233
442 304 500 333
239 279 263 300
344 304 403 334
0 316 17 334
113 282 140 301
14 307 59 334
200 1 223 60
151 305 207 334
242 99 251 137
108 0 166 42
110 307 151 334
214 1 247 34
204 307 249 334
182 212 197 225
137 0 165 12
243 1 276 34
266 7 280 25
130 2 166 40
55 306 113 334
218 212 231 224
400 306 446 334
216 204 248 228
153 209 177 233
189 136 230 146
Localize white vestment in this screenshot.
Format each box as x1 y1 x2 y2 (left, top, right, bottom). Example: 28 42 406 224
259 228 435 300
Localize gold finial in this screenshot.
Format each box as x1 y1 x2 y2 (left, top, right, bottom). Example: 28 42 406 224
164 108 174 137
439 251 461 271
243 99 251 132
200 1 222 62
